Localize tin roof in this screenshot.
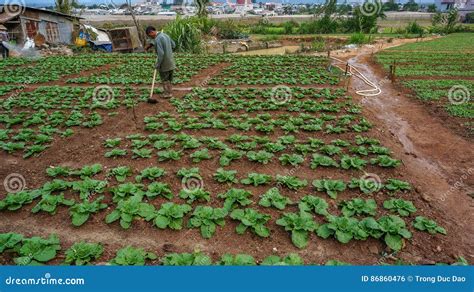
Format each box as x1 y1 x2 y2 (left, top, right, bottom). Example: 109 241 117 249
0 5 83 24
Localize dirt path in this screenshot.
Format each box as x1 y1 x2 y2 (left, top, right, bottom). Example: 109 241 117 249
336 41 474 261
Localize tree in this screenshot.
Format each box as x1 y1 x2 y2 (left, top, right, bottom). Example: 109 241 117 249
383 0 399 11
427 4 437 13
348 2 386 33
432 9 459 33
445 8 459 33
55 0 76 14
403 0 419 12
125 0 146 47
196 0 209 17
465 12 474 23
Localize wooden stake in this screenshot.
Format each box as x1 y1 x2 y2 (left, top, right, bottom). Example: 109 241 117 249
150 69 157 99
346 75 351 92
389 62 396 82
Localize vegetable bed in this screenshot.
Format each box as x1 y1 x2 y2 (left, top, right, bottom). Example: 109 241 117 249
0 52 466 266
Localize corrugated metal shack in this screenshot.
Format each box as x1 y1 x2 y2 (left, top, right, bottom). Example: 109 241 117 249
0 5 81 46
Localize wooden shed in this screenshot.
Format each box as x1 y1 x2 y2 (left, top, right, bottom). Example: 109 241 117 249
0 5 82 46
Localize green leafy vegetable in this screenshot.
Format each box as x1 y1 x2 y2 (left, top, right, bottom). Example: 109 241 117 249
298 195 328 215
312 179 346 199
105 195 156 229
241 173 272 186
110 246 157 265
161 252 211 266
276 212 318 248
339 198 377 217
217 188 253 210
188 206 228 239
230 208 271 238
383 199 417 216
65 241 103 265
153 202 192 230
413 216 446 235
259 187 292 210
69 196 108 227
218 254 256 265
276 175 308 190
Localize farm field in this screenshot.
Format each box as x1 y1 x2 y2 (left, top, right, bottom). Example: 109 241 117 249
375 33 474 137
0 47 472 266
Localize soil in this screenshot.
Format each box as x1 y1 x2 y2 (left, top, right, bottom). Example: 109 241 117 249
331 39 474 263
0 37 473 265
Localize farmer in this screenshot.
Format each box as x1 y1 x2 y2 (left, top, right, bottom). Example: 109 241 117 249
145 26 176 103
0 25 10 60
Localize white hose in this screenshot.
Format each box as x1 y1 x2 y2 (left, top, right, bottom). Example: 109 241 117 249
330 56 382 97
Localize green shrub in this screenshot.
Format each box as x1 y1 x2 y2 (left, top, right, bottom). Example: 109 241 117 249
405 21 424 36
164 16 203 53
348 33 372 45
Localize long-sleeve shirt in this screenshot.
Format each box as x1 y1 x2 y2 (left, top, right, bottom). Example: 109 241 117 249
153 32 176 73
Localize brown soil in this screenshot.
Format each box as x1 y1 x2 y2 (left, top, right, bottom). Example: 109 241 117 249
332 40 474 263
0 38 473 265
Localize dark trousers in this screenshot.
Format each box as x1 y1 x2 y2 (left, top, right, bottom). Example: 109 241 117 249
0 44 9 59
159 70 174 82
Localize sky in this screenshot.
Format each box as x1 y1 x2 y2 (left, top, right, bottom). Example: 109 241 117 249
1 0 435 7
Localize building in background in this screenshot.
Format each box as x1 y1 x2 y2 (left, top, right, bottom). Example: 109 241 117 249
0 5 81 46
435 0 474 14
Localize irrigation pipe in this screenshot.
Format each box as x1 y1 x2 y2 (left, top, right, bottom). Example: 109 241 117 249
330 56 382 97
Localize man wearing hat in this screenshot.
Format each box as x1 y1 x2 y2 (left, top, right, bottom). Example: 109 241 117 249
0 25 10 60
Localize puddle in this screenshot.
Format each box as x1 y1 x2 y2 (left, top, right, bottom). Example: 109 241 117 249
234 46 301 56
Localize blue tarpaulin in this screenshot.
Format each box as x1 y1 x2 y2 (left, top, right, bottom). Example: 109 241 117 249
90 41 113 53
